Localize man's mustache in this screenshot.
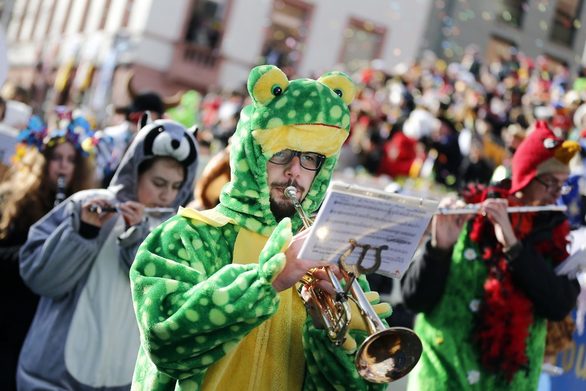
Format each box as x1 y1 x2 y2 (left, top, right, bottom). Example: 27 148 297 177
270 180 305 195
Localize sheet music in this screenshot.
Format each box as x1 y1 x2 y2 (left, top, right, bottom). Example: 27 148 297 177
299 182 438 279
555 228 586 278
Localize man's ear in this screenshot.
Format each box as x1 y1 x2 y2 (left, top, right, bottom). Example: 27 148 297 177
138 111 152 129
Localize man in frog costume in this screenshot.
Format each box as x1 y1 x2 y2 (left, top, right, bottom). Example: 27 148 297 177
130 65 389 390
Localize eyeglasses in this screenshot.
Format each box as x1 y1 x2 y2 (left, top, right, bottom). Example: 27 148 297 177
268 149 326 171
534 176 572 195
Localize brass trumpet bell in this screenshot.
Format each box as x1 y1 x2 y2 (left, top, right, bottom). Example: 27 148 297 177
284 185 423 384
355 327 423 383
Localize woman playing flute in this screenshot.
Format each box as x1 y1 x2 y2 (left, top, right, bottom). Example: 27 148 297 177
401 120 581 390
0 115 95 390
16 118 199 390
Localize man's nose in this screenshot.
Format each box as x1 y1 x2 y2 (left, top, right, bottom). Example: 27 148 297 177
285 156 303 176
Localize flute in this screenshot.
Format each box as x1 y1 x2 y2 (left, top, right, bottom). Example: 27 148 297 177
437 204 567 215
88 204 175 215
54 175 66 207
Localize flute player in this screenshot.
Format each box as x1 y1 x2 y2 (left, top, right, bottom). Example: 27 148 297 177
17 119 199 390
401 119 581 390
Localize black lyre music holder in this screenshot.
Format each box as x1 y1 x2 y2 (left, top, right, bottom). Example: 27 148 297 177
338 239 389 275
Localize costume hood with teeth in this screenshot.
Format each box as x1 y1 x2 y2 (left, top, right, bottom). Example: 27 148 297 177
17 120 198 390
130 66 387 391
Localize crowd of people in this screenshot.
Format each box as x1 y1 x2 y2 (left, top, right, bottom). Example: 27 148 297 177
0 46 585 390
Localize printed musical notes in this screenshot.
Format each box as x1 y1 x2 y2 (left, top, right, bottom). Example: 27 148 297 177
299 182 438 279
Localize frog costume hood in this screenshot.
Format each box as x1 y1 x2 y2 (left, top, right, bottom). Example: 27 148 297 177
215 65 356 235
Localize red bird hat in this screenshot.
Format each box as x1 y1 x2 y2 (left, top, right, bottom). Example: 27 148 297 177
510 120 580 194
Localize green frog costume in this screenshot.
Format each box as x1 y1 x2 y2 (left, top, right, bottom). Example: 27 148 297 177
130 65 387 390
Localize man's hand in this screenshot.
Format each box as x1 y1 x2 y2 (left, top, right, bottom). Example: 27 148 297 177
271 228 333 292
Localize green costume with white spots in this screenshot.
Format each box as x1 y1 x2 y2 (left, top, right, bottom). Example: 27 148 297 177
130 65 386 390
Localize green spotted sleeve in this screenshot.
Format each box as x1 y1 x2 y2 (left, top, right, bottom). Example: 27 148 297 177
130 215 281 380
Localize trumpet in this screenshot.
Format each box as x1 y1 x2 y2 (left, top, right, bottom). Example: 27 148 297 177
437 204 567 215
284 186 423 383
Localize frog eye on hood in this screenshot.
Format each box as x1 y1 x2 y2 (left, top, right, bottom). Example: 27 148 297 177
248 65 290 106
317 71 356 105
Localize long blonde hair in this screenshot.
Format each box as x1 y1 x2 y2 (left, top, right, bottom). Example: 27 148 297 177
0 142 95 241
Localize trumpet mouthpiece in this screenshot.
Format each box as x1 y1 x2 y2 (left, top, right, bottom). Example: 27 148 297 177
284 186 298 201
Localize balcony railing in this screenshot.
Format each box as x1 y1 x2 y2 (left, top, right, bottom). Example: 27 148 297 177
168 42 221 90
183 42 220 67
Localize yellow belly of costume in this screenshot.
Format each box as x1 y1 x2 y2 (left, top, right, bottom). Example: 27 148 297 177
202 227 306 391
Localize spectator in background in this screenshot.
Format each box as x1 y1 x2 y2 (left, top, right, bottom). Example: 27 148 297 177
0 96 19 181
377 117 425 179
189 143 231 210
490 123 527 186
430 116 462 188
0 115 95 391
94 90 166 187
210 89 244 151
459 135 494 189
573 66 586 93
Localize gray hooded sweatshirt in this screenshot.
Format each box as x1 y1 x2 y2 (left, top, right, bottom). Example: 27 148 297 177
17 120 198 391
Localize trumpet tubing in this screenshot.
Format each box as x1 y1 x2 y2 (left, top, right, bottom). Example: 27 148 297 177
284 186 422 383
285 186 352 345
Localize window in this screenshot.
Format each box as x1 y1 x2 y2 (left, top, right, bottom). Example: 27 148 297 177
184 0 227 50
550 0 583 47
261 0 312 77
339 18 385 73
98 0 112 30
121 0 134 28
497 0 527 28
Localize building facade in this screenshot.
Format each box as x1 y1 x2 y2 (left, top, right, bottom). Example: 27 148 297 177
422 0 586 76
1 0 433 117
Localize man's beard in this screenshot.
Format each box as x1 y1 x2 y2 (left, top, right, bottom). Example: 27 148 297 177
269 181 305 222
270 197 296 221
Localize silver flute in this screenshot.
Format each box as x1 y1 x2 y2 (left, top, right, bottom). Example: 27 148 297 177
89 204 175 215
54 175 66 207
437 204 567 215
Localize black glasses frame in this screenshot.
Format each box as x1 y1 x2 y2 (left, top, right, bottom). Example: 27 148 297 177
268 149 326 171
534 176 571 195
